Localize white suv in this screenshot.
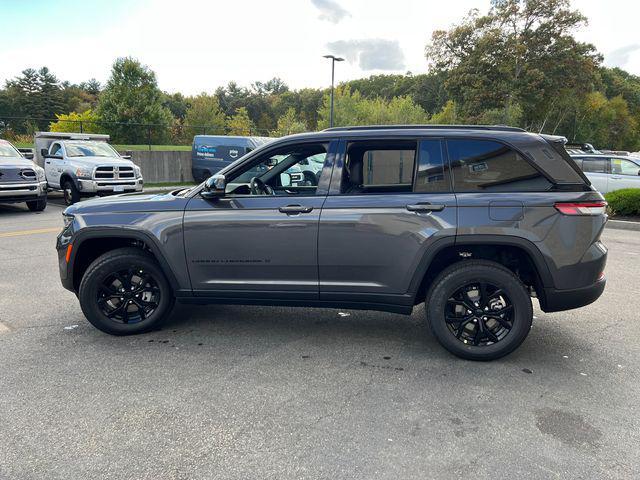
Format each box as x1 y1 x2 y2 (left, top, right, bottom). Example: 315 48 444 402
571 154 640 193
41 138 143 205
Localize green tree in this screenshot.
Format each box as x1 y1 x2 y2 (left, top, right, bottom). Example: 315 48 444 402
97 57 173 144
271 108 307 136
49 109 102 133
226 107 254 135
426 0 601 130
184 93 226 132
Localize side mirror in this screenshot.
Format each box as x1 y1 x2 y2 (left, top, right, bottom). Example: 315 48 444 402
280 172 292 187
40 148 48 157
201 173 226 200
121 155 132 160
23 152 34 160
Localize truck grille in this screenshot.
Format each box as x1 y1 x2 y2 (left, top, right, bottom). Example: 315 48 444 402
94 166 135 180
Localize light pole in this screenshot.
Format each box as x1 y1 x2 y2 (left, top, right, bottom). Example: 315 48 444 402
323 54 344 128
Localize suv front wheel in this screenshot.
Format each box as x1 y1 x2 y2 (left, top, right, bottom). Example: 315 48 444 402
426 260 533 361
78 248 175 335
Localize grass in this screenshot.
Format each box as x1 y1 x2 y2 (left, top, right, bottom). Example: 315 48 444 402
11 142 192 151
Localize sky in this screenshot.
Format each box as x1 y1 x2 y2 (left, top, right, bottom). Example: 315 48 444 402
1 0 640 95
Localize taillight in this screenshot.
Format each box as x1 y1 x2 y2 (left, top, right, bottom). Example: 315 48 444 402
554 201 607 215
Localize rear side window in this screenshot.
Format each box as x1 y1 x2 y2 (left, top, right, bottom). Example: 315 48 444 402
447 139 551 192
342 140 416 194
581 158 608 174
414 140 450 192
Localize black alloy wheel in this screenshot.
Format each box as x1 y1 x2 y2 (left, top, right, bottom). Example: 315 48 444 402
97 267 161 324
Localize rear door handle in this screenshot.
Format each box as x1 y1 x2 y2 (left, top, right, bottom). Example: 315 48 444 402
279 204 314 215
406 203 445 212
610 175 621 179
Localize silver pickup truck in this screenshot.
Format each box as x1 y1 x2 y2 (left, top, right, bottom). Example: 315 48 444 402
35 132 143 205
0 139 48 211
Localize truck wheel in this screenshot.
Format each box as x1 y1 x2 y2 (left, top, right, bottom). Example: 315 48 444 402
78 248 175 335
26 197 47 211
425 260 533 361
62 180 80 205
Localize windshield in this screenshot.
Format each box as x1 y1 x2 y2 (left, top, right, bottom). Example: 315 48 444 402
64 142 119 158
0 143 22 159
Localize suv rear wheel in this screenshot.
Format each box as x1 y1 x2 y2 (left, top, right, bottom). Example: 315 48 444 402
78 248 175 335
425 260 533 361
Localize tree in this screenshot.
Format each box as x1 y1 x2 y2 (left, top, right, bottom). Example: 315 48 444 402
271 108 307 136
97 57 173 144
226 107 254 135
49 109 102 133
426 0 601 130
184 93 226 131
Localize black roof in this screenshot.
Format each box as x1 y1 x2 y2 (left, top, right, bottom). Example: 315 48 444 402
323 124 525 133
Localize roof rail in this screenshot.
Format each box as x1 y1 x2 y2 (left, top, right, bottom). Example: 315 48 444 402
322 124 526 133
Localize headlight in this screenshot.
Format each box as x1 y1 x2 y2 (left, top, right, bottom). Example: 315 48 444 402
63 213 74 228
133 165 142 178
75 167 93 179
34 166 46 181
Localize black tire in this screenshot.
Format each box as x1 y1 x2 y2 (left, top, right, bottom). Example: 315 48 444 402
62 180 80 205
425 260 533 361
78 247 175 335
26 197 47 211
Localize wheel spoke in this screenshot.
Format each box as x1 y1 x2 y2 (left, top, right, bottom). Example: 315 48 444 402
478 282 488 307
482 320 500 343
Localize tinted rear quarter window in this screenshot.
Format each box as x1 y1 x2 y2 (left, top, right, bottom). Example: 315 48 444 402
581 158 608 174
414 140 450 193
447 139 551 192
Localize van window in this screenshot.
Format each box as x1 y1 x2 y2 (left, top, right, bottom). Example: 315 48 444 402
341 140 416 194
414 140 450 192
448 139 551 192
611 158 640 176
581 158 608 174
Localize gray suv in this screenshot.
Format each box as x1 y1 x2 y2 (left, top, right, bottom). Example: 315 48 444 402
56 126 608 360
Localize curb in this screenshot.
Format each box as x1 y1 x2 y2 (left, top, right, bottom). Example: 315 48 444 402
606 219 640 232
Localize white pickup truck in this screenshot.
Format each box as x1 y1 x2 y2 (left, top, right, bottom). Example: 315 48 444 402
35 132 143 205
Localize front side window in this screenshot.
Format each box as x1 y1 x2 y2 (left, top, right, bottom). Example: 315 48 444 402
225 143 327 196
448 139 551 192
611 158 640 176
49 143 62 156
581 158 608 174
341 140 416 194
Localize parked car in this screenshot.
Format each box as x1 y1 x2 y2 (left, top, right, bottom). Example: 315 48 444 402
34 132 143 205
191 135 273 182
570 154 640 193
57 125 607 361
0 139 47 211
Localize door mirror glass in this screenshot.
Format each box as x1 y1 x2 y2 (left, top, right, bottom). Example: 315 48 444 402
41 148 49 157
201 173 226 199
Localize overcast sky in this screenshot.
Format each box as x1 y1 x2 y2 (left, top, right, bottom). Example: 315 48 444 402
1 0 640 95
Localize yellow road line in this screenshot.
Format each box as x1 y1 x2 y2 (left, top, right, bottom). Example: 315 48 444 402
0 227 60 238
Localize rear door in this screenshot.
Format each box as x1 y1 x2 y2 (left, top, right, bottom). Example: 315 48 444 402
580 157 609 193
318 137 457 305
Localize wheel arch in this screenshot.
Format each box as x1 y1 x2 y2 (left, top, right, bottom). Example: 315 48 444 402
70 229 180 293
411 235 554 307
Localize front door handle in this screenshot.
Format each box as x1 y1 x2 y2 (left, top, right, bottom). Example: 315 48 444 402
610 175 621 179
406 203 445 212
279 204 314 215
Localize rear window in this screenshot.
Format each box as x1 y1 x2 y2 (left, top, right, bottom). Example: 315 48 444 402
414 140 450 193
581 158 608 174
447 139 551 192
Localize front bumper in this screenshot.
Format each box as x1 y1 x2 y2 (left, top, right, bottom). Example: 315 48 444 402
77 178 144 194
0 181 47 203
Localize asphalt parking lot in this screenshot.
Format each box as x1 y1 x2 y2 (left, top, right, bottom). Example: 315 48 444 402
1 196 639 480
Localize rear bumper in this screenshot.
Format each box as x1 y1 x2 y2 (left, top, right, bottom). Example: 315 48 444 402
541 276 606 312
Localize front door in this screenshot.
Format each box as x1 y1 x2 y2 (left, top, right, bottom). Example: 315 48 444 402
44 142 64 188
609 157 640 191
318 138 457 305
184 140 336 299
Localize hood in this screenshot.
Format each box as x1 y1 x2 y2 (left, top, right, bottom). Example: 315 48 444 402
64 189 192 215
0 156 37 169
68 156 135 166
